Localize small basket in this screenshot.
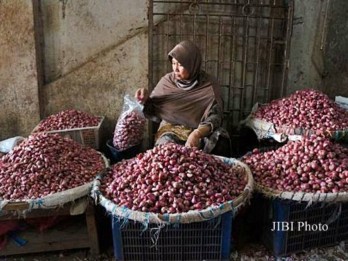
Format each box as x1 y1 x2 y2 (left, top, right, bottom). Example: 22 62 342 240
33 117 104 150
242 101 348 143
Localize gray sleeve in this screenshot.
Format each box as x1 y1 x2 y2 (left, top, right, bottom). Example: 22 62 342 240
199 102 223 132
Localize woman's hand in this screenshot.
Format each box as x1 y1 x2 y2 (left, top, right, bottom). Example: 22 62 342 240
135 88 149 104
185 129 202 148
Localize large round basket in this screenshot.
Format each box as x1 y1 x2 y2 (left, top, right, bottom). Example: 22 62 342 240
244 114 348 143
0 154 109 213
91 157 254 225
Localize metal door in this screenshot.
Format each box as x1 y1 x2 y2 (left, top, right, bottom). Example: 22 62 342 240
148 0 293 137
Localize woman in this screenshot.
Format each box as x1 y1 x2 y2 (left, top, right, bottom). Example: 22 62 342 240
135 40 231 156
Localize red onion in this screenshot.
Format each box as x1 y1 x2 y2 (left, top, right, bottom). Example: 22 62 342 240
0 133 105 200
113 110 146 151
253 89 348 133
101 143 247 214
34 109 101 131
242 135 348 193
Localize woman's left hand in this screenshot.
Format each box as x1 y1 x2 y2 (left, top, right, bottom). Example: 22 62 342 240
185 130 201 148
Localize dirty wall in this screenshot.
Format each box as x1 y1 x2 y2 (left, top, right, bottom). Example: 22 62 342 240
0 0 149 146
40 0 149 149
323 0 348 98
0 0 40 140
287 0 348 98
0 0 347 143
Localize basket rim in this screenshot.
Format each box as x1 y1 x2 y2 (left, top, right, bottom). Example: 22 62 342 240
0 153 109 211
91 157 254 224
255 182 348 203
248 115 348 139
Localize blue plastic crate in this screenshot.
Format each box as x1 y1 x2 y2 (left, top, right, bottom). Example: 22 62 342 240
261 197 348 257
106 139 140 163
111 211 233 261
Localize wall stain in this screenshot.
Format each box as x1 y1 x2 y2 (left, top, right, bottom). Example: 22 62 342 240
60 0 68 19
0 0 40 139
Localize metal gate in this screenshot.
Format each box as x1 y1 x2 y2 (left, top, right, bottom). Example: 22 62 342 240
148 0 293 137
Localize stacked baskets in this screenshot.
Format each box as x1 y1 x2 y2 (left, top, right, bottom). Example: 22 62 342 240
239 89 348 257
242 89 348 143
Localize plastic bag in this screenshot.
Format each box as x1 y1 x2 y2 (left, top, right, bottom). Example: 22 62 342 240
0 136 25 153
335 96 348 110
113 94 146 151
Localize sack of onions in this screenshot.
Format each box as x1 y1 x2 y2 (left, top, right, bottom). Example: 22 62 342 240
242 135 348 202
0 132 108 211
242 89 348 143
112 94 146 151
91 143 253 225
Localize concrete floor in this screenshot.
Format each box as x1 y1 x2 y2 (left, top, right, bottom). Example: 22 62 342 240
1 242 348 261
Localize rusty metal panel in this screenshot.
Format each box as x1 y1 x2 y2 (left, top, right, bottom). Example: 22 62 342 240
149 0 293 134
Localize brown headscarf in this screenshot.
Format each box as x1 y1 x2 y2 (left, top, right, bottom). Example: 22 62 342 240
144 40 223 129
168 40 202 81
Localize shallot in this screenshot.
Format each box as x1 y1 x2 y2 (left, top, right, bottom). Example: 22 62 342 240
242 136 348 193
253 89 348 133
113 110 145 151
34 109 101 132
0 133 105 200
101 143 247 214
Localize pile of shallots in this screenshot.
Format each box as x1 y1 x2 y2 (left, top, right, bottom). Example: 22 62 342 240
113 110 145 151
242 136 348 193
101 143 247 214
0 133 105 200
34 109 101 132
253 89 348 133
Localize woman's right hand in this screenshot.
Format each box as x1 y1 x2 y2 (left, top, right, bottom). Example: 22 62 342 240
135 88 149 104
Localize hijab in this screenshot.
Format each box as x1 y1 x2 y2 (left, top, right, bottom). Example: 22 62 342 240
144 40 223 129
168 40 202 89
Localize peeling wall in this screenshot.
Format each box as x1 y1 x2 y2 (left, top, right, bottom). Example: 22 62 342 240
42 0 148 83
1 0 347 144
0 0 40 140
40 0 149 150
286 0 324 94
287 0 348 98
42 33 148 149
323 0 348 98
0 0 149 144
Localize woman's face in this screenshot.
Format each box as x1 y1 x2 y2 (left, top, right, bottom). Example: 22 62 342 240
172 58 190 81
